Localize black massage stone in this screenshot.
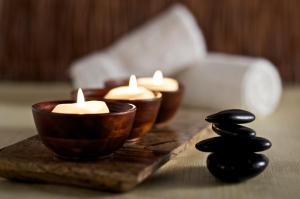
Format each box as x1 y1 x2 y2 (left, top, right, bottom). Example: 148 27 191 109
207 153 269 182
212 124 256 137
195 137 271 152
196 109 271 182
205 109 255 124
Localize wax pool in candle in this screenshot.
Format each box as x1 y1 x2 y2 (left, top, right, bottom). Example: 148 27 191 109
105 75 155 100
52 88 109 114
137 70 179 92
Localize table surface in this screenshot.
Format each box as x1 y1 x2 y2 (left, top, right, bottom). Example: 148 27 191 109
0 83 299 199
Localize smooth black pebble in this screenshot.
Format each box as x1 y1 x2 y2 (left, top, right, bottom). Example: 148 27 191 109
207 153 269 182
206 109 255 124
212 124 256 137
195 137 272 152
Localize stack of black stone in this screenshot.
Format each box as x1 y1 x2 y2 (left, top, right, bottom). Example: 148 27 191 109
196 109 272 182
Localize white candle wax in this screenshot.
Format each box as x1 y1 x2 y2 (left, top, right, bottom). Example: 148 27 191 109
137 70 179 92
105 75 155 100
52 88 110 114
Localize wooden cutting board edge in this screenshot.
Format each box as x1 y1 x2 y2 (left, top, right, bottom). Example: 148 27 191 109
132 126 211 191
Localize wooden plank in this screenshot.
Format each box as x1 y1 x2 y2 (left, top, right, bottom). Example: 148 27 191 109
0 109 210 192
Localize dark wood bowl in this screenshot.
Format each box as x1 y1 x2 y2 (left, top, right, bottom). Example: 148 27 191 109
71 88 162 142
32 101 136 160
104 78 184 124
155 84 184 124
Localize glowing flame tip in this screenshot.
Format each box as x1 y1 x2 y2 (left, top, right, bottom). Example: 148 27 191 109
153 70 163 85
77 88 85 105
129 75 138 90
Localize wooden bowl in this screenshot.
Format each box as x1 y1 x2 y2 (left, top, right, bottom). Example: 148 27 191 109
32 101 136 160
155 84 184 124
104 78 184 124
71 88 162 142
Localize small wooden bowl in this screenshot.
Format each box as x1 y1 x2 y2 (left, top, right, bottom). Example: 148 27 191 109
71 88 162 142
104 79 184 124
32 101 136 160
155 84 184 124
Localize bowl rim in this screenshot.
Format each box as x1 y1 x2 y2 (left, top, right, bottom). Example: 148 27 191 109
32 100 136 116
103 78 184 94
104 91 162 102
154 83 184 94
74 88 163 103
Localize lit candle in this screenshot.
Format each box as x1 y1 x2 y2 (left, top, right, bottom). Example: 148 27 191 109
105 75 155 100
137 70 179 92
52 88 109 114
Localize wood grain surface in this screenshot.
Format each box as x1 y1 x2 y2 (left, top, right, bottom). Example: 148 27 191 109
0 109 210 192
0 0 299 82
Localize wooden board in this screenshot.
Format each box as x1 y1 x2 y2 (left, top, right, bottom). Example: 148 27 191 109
0 109 210 192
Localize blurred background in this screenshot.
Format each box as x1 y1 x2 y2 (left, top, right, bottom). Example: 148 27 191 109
0 1 300 197
0 0 299 83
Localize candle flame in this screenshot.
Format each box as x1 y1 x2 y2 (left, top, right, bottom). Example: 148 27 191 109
153 70 163 85
77 88 85 105
129 75 138 91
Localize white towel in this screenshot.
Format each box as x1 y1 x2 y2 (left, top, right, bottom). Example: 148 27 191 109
177 53 282 117
70 53 130 88
70 4 207 88
108 4 206 76
70 4 282 117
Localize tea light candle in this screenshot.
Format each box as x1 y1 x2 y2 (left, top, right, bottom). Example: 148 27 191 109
137 70 179 92
52 88 109 114
105 75 155 100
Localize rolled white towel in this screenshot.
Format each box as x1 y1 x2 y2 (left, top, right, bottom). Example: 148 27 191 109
70 53 130 88
108 3 206 76
177 53 282 117
70 3 207 88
